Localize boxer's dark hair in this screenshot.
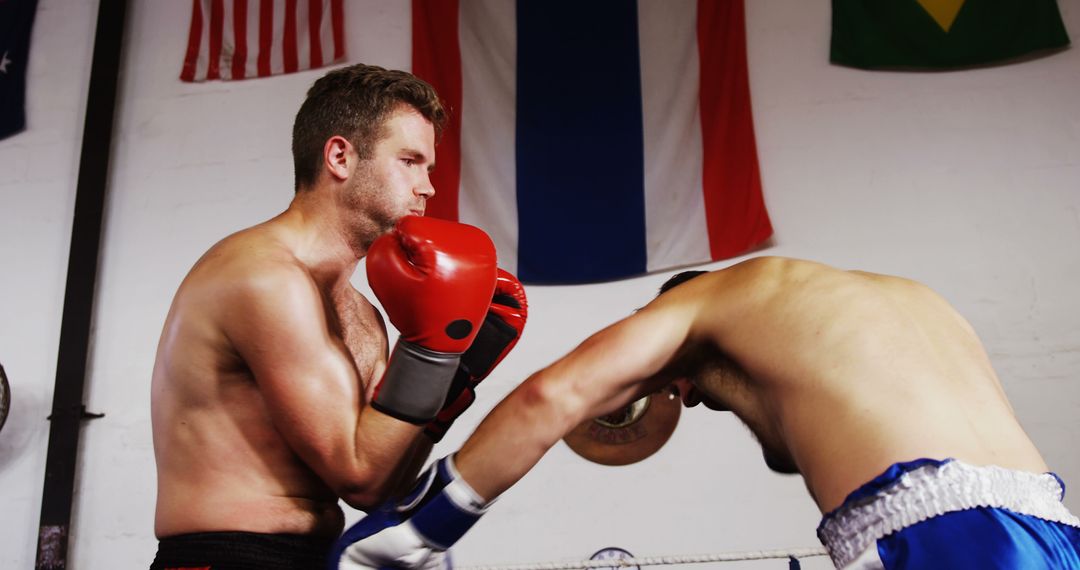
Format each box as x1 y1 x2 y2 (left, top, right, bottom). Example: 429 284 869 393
292 63 448 192
658 270 708 297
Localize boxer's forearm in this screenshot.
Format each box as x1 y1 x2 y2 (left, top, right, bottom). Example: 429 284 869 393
455 308 684 502
389 435 434 499
455 370 585 501
454 369 657 500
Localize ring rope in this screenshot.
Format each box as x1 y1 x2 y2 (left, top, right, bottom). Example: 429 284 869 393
458 546 829 570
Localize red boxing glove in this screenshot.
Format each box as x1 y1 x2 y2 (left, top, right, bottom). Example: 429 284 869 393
366 216 498 423
367 216 497 352
425 268 528 441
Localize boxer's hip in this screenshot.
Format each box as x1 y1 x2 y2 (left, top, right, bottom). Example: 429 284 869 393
817 458 1080 569
150 530 334 569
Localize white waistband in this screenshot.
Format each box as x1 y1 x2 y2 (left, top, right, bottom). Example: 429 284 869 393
817 460 1080 569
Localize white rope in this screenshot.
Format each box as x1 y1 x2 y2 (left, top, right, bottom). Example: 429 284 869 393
458 546 830 570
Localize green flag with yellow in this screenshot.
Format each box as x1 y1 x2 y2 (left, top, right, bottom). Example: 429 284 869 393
831 0 1070 69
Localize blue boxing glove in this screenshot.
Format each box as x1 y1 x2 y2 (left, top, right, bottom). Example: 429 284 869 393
329 455 492 570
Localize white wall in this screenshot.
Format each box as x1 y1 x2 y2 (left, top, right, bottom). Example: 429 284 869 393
1 1 1078 568
0 0 99 567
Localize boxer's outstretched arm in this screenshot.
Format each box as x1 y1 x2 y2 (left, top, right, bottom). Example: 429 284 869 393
455 301 695 501
327 274 736 568
330 304 696 569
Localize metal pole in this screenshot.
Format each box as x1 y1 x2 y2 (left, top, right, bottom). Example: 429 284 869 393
36 0 127 567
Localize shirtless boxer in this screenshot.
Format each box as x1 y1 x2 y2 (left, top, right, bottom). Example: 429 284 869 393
332 256 1080 569
149 64 526 569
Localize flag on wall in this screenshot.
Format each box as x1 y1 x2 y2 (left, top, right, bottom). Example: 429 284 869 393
1 0 39 140
413 0 772 284
180 0 345 82
831 0 1070 69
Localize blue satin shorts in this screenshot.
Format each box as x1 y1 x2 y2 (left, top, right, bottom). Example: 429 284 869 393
816 458 1080 569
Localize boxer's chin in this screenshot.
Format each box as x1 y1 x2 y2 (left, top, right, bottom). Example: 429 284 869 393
699 395 728 412
763 449 799 475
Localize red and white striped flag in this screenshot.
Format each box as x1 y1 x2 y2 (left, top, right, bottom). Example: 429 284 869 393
180 0 345 82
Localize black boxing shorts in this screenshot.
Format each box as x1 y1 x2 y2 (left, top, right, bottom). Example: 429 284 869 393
149 531 333 570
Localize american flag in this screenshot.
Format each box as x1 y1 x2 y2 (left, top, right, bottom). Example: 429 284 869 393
180 0 344 82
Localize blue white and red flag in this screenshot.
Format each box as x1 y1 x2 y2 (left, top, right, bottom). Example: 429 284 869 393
412 0 772 283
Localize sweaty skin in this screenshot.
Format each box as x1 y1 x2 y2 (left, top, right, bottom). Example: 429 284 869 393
455 256 1047 513
151 106 439 539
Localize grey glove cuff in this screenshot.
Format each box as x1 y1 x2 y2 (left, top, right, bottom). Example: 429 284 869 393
372 340 460 424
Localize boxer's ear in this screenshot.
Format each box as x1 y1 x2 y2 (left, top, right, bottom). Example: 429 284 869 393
324 135 353 182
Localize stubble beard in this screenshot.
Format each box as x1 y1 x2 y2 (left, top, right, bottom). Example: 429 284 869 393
345 166 400 253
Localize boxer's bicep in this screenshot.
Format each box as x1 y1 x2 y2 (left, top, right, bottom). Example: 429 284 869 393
226 266 406 504
547 307 691 419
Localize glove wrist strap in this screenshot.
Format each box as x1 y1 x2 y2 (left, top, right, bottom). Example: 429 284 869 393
410 455 493 550
372 341 460 424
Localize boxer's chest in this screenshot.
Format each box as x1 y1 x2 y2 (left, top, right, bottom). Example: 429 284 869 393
329 290 388 383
